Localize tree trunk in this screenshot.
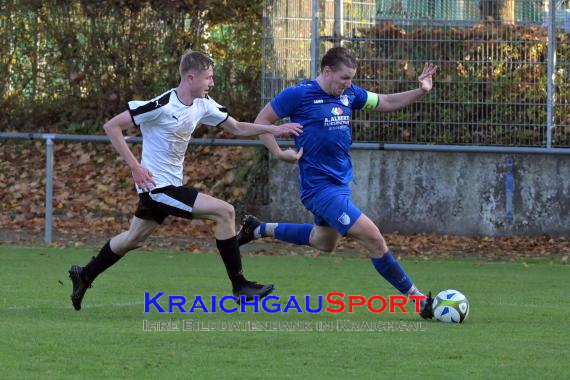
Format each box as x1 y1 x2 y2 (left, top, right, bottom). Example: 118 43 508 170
31 11 38 100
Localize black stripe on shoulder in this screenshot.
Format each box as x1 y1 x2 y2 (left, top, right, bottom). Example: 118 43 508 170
131 91 171 117
206 95 227 112
215 114 230 127
127 103 139 128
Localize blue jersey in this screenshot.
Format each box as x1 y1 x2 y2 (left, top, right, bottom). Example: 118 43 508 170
271 81 378 199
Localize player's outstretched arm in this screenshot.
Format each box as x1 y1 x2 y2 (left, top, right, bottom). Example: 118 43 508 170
103 111 156 192
220 116 302 138
377 62 438 112
256 103 303 164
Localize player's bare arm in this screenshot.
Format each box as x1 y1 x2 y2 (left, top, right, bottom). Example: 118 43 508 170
256 103 304 164
377 62 438 112
103 110 156 192
220 116 302 138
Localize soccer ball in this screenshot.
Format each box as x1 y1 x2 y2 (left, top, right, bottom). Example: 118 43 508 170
432 289 470 323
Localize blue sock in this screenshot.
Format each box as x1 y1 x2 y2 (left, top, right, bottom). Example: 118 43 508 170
371 251 413 294
274 224 313 246
259 223 267 236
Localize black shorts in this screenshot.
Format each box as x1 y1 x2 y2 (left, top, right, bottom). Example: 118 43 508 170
135 185 199 224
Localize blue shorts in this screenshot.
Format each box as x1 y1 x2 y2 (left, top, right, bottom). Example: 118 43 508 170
302 186 362 236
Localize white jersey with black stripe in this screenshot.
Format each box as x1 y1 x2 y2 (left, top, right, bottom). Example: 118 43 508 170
127 89 229 193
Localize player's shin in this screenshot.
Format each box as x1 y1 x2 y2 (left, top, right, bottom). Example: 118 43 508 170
272 223 313 245
215 236 246 289
370 250 417 294
82 240 123 284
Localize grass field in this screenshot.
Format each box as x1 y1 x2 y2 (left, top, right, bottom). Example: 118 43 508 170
1 245 568 379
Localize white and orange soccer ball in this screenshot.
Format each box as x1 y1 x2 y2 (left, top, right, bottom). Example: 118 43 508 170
432 289 470 323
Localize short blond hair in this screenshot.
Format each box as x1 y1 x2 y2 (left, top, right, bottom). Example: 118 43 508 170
179 49 214 77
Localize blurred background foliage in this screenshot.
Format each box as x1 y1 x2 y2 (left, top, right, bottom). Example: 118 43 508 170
0 0 263 134
2 0 569 146
348 21 570 145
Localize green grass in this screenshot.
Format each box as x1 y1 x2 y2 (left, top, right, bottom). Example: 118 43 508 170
0 245 568 379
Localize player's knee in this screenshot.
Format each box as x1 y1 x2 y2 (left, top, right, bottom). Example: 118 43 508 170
319 243 338 253
311 233 339 252
315 239 338 252
373 235 388 252
366 234 386 250
357 230 386 252
213 201 235 224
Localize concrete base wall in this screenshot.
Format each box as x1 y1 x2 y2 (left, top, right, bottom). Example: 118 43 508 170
258 151 570 237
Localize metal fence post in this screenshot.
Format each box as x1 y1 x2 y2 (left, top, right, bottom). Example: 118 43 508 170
311 0 320 79
44 135 55 243
547 0 557 148
505 158 514 222
334 0 344 46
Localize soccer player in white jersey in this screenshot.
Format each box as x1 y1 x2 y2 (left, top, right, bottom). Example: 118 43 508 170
68 49 303 310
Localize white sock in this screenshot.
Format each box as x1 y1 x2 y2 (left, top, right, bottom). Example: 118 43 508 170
253 223 278 239
406 285 426 309
265 223 278 237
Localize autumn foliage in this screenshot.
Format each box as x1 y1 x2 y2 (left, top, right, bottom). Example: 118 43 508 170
1 0 263 133
2 140 570 259
348 22 570 146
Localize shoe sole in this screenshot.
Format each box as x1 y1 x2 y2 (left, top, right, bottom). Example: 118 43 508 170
234 284 275 304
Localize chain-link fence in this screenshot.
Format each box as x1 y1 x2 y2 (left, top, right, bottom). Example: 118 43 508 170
262 0 570 147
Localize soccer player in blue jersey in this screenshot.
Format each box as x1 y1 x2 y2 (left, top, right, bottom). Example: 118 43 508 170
238 47 438 319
